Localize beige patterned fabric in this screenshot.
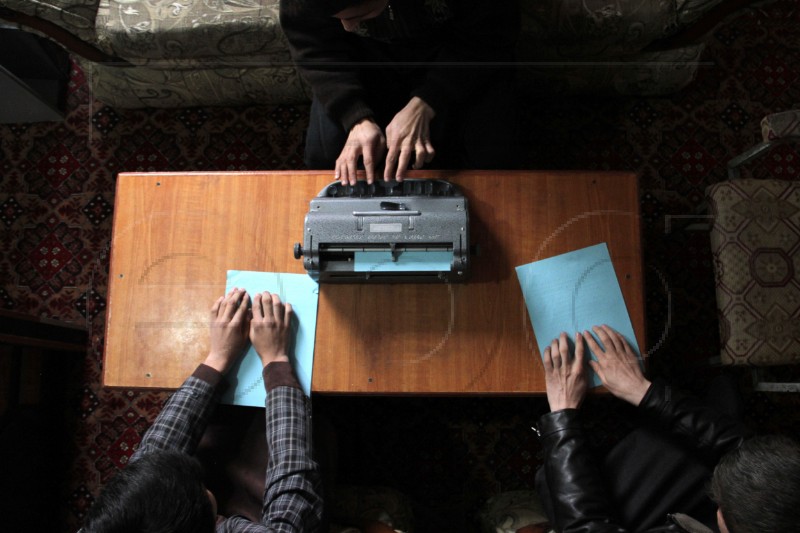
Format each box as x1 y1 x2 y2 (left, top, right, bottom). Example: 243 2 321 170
515 0 725 95
676 0 727 26
478 490 552 533
519 0 680 62
517 44 705 97
95 0 291 66
82 59 311 108
708 179 800 366
1 0 727 107
761 110 800 142
329 485 414 533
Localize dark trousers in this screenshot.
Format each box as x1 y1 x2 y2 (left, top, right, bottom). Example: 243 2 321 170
196 405 268 522
196 405 336 523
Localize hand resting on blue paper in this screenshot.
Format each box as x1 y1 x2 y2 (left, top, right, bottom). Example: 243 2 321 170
204 287 251 375
544 325 651 412
586 324 651 407
543 332 588 412
250 291 293 367
203 288 295 373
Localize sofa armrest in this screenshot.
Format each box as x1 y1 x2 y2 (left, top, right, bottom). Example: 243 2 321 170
0 5 118 62
0 0 99 43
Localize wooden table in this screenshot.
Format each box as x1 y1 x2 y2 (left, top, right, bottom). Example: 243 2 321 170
104 170 644 394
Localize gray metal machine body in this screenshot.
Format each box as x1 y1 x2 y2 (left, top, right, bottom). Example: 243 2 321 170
294 179 470 283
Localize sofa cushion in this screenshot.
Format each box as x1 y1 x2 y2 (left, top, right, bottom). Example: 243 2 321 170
517 43 705 96
676 0 727 26
518 0 680 61
517 0 724 60
95 0 291 66
82 58 311 108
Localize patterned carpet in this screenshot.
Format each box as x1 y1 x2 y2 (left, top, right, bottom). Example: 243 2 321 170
1 2 800 531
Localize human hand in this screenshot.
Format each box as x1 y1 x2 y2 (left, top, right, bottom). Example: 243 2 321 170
543 332 588 412
383 96 436 181
205 288 251 374
249 291 293 367
336 118 386 185
585 325 650 406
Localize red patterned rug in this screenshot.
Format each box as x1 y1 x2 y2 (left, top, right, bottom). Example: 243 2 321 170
1 2 800 531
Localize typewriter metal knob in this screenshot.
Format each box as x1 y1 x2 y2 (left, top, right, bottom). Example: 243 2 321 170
293 243 304 259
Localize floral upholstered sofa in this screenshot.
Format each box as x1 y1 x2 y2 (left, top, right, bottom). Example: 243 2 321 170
0 0 731 108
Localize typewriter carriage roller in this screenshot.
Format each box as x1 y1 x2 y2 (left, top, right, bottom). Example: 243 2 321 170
294 179 471 283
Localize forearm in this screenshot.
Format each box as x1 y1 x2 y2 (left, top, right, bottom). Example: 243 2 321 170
131 364 223 461
538 410 628 533
261 363 323 531
638 379 751 461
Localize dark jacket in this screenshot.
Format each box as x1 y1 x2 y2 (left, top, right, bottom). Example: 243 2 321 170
279 0 519 131
537 379 751 533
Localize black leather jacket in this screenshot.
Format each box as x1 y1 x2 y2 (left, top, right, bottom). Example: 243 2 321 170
537 379 751 533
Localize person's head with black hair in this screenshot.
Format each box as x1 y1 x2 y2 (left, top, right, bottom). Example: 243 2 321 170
81 450 216 533
711 434 800 533
283 0 389 31
288 0 389 16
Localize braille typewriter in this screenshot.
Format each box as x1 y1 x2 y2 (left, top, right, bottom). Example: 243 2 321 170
293 179 470 283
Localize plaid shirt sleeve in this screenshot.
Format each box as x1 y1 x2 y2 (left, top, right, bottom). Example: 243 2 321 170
130 365 223 462
263 385 323 531
218 362 324 533
128 361 322 533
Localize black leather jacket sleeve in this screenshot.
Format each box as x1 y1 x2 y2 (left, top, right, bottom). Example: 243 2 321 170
537 379 751 533
538 409 629 533
637 379 750 463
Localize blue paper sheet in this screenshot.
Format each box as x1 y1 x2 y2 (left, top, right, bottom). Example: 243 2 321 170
354 250 452 272
222 271 319 407
515 243 641 387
